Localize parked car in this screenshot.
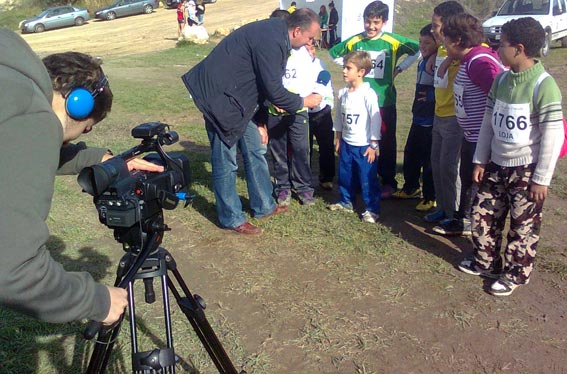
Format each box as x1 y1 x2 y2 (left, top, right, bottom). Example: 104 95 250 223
165 0 216 10
483 0 567 56
94 0 159 20
19 6 90 33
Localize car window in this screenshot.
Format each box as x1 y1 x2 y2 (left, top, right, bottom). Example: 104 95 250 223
498 0 550 15
47 9 60 17
552 0 565 13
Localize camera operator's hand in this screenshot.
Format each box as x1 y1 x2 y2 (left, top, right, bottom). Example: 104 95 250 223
126 158 165 172
102 286 128 325
101 153 165 172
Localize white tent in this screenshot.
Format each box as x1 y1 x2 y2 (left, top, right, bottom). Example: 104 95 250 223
279 0 395 42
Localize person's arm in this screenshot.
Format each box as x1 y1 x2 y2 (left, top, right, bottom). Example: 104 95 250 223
333 90 344 154
394 34 420 73
473 94 497 167
328 36 353 65
468 57 504 95
252 105 269 145
59 142 164 175
472 164 486 184
396 52 421 74
425 52 437 75
365 91 382 163
0 111 113 323
532 77 564 188
436 56 454 79
58 142 109 175
252 38 303 114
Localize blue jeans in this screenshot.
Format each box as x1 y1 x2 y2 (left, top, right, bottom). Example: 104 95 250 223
206 120 276 229
338 140 380 214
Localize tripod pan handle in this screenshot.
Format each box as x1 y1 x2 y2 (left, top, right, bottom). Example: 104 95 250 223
84 320 102 340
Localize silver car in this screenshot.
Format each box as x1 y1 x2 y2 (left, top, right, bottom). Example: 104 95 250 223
20 6 90 33
94 0 159 21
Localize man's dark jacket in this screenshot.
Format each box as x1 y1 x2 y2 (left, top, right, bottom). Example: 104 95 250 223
182 18 304 147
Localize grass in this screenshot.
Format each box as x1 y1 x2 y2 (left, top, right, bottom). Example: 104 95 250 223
2 13 567 374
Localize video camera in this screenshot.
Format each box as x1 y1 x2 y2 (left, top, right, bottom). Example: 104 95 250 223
78 122 191 251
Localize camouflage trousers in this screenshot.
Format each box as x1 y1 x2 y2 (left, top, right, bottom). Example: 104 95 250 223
471 163 543 285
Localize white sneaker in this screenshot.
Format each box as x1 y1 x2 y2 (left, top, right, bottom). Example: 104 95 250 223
361 210 378 223
490 278 520 296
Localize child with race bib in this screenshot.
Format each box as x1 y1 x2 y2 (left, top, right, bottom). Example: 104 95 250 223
432 13 504 237
328 51 382 224
328 0 419 199
458 17 564 296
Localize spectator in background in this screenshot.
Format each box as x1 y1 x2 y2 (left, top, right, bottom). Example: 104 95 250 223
288 1 297 13
185 0 198 27
328 1 339 46
196 0 205 24
177 1 186 38
318 5 329 48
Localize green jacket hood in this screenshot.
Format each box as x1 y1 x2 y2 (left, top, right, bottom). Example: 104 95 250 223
0 28 54 125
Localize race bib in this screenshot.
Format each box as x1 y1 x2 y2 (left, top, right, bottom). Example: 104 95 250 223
365 50 386 80
433 56 449 88
492 100 532 144
453 83 466 118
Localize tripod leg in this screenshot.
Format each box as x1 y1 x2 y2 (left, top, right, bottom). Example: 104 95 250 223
86 285 129 374
86 253 137 374
164 252 239 374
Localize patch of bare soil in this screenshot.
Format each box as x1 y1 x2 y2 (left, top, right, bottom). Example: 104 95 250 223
176 194 567 374
24 3 567 373
21 0 279 58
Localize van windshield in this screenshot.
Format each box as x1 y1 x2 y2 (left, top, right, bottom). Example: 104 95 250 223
497 0 550 15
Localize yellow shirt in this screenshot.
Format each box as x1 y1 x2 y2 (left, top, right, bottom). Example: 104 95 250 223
434 45 460 117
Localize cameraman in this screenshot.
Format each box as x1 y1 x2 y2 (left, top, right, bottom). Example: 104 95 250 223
0 29 160 325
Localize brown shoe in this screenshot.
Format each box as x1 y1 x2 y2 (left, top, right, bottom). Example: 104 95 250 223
258 205 289 220
230 222 262 235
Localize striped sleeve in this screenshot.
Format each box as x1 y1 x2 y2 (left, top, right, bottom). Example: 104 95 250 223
533 76 564 185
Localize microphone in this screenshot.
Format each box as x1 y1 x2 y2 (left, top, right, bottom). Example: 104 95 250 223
316 70 331 86
313 70 331 95
311 70 331 112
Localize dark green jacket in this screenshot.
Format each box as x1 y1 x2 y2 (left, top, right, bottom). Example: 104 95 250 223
0 29 110 323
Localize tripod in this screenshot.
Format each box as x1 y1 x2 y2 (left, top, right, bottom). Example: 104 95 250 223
85 214 241 374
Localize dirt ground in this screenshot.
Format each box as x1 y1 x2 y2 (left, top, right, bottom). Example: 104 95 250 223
20 2 567 373
21 0 280 57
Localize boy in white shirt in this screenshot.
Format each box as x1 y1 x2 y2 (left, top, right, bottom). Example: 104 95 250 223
328 51 382 223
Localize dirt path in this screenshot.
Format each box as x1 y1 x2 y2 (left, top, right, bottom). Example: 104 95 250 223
21 0 279 57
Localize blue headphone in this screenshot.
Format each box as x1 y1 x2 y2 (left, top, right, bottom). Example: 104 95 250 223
65 75 108 120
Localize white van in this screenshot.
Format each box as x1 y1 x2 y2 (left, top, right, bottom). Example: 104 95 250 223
483 0 567 56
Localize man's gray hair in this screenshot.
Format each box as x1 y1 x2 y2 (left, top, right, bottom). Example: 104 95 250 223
287 7 318 31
